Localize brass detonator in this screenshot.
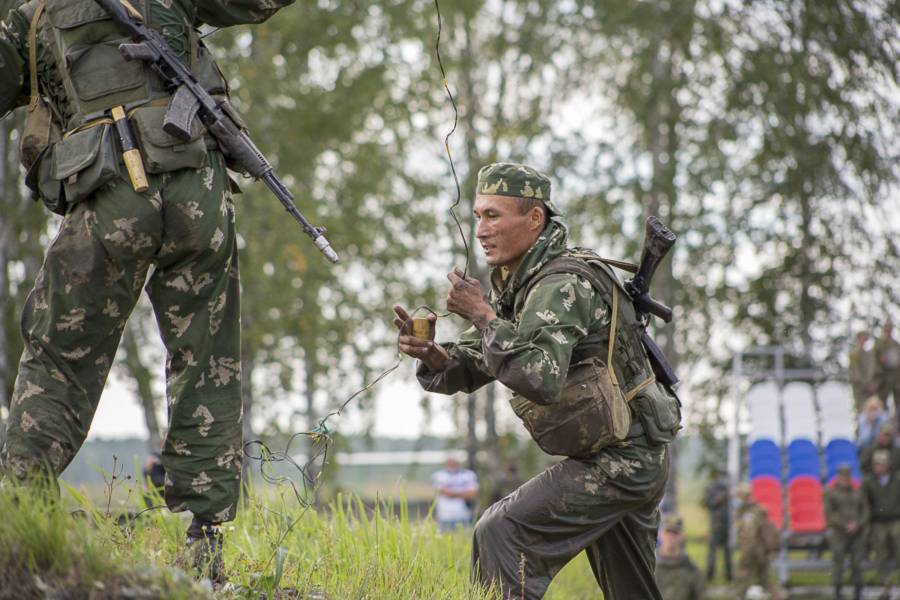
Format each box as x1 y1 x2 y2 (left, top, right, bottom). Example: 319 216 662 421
110 106 149 192
411 317 431 340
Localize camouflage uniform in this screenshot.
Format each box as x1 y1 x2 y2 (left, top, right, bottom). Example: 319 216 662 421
861 455 900 590
0 0 294 525
655 555 706 600
859 426 900 476
734 500 776 600
848 336 878 412
417 163 681 600
702 474 733 581
824 475 868 595
875 327 900 420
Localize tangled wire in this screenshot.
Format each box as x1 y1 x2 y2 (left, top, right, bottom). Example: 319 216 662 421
239 0 472 577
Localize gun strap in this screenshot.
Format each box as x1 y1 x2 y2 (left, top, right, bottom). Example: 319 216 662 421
27 0 46 111
607 286 657 403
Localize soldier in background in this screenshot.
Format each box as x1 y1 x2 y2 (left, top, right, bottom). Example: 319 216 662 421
849 331 878 412
824 464 867 600
876 320 900 420
861 450 900 600
734 483 782 600
702 468 733 581
0 0 299 583
655 514 706 600
859 422 900 476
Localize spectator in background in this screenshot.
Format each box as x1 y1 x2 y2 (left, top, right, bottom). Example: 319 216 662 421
876 320 900 415
702 468 733 582
860 422 900 476
857 396 888 449
734 483 783 600
849 331 878 412
861 450 900 600
825 464 867 600
654 514 706 600
432 457 479 532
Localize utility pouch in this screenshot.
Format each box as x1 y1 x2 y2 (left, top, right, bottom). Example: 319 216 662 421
26 145 66 215
509 286 644 458
51 123 120 206
130 105 208 174
19 99 61 172
631 383 682 445
510 355 631 458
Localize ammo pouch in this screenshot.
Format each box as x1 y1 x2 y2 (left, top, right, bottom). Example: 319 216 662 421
631 382 682 445
50 122 120 209
130 105 208 174
509 287 643 458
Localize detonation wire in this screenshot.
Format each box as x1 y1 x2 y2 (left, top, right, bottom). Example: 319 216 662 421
241 0 471 580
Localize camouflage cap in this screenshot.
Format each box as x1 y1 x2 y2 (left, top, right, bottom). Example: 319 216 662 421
873 449 891 465
734 481 752 497
878 421 895 435
836 463 853 476
476 162 562 215
661 514 684 533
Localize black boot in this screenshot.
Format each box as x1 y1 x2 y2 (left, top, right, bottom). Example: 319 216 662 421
185 518 225 585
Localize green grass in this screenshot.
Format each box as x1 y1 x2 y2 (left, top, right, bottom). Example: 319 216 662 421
1 477 856 599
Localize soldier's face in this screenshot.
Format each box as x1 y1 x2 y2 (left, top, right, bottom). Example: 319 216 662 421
474 195 545 269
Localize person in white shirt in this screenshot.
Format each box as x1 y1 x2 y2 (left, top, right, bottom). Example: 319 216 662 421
432 457 479 532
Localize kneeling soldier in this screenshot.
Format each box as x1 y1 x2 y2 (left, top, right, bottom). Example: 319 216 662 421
394 163 681 599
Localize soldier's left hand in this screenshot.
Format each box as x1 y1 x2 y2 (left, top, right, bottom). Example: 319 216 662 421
447 268 496 330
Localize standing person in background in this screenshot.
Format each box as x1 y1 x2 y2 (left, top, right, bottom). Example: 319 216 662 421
876 321 900 420
861 450 900 600
857 397 889 449
734 483 782 600
431 456 479 532
849 331 878 412
703 468 733 582
655 514 706 600
824 464 867 600
859 422 900 476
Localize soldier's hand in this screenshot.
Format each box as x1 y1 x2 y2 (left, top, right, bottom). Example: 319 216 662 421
392 304 450 371
446 268 496 330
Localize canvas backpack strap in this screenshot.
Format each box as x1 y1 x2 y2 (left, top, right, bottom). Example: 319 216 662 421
27 0 46 111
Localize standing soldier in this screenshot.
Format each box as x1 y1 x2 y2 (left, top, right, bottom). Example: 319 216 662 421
875 320 900 420
655 514 706 600
393 163 682 599
849 331 878 412
703 468 733 581
824 464 867 600
734 483 782 600
0 0 299 583
859 422 900 476
861 450 900 600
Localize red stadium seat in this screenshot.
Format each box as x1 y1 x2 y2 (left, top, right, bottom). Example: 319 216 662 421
751 476 784 530
786 477 826 532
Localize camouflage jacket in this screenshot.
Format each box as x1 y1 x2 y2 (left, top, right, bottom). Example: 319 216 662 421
735 501 777 560
417 221 611 404
861 471 900 522
1 0 295 119
655 553 706 600
824 483 868 532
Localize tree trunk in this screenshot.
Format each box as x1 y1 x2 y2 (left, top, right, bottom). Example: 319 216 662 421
121 317 163 450
0 117 9 446
240 348 255 489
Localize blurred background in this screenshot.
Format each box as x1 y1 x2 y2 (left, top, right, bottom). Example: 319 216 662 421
0 0 898 593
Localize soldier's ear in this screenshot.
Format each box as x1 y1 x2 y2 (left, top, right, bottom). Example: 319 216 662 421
529 205 546 231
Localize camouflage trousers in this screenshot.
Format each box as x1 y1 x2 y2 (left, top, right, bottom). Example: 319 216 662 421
2 152 242 523
829 529 864 588
870 519 900 587
735 553 771 599
472 434 669 600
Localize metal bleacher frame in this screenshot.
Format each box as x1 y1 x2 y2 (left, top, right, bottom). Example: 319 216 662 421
726 346 838 586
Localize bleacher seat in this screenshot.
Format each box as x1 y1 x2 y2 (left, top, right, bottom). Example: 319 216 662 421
787 475 826 532
751 475 784 529
824 439 861 484
783 382 818 440
748 382 781 443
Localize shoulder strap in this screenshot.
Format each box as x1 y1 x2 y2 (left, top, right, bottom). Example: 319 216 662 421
27 0 46 111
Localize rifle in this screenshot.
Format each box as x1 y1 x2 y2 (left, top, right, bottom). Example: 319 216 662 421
624 216 679 387
94 0 338 264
